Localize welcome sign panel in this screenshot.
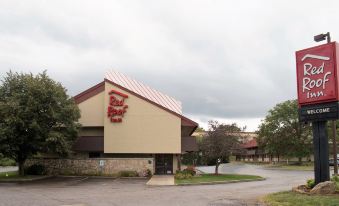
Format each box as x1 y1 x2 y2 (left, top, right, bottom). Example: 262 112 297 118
296 42 338 106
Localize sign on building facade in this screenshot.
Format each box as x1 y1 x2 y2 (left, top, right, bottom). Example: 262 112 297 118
107 89 129 123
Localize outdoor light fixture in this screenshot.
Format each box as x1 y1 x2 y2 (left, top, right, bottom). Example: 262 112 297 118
314 32 331 43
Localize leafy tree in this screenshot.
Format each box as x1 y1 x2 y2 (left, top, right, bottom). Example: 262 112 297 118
257 100 312 163
195 127 205 132
200 121 242 174
0 71 80 175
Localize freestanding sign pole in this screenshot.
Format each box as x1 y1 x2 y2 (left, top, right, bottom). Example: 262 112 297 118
296 40 339 184
312 121 330 183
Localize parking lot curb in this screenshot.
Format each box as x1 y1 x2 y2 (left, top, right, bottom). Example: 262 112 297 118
263 167 313 171
56 175 150 180
0 175 53 183
176 177 266 186
120 177 149 179
57 175 119 179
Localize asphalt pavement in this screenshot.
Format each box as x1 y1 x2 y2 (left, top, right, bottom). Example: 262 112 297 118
0 163 313 206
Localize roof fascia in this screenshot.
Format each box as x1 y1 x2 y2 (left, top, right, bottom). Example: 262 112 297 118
74 81 105 104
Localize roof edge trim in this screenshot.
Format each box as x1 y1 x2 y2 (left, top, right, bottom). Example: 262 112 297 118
74 81 105 104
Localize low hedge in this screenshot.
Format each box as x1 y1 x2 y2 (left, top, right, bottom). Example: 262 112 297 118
0 157 16 166
119 170 138 177
24 164 47 175
175 167 197 180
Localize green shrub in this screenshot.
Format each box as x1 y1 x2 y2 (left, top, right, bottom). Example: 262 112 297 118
306 177 339 190
306 179 315 189
0 157 16 166
138 169 152 177
183 166 196 176
331 175 339 190
143 169 152 177
331 175 339 182
175 172 192 180
24 164 46 175
119 170 138 177
175 170 193 179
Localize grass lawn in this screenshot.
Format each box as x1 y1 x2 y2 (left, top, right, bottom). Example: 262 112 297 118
175 174 263 185
265 164 314 171
263 191 339 206
0 171 19 179
235 161 314 171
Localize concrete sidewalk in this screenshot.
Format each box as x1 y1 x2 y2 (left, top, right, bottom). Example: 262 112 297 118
146 175 174 186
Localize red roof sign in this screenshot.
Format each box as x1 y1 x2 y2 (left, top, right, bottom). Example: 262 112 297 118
296 42 339 106
107 90 128 123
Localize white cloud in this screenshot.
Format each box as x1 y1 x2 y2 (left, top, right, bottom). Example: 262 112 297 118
1 0 339 129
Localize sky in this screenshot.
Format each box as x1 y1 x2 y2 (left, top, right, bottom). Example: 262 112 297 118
1 0 339 131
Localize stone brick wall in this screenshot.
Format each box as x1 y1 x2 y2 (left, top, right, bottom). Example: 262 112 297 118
25 158 154 176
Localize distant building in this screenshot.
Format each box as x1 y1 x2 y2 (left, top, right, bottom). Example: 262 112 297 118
237 135 314 163
236 138 270 162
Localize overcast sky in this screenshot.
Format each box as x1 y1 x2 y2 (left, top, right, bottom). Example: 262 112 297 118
1 0 339 131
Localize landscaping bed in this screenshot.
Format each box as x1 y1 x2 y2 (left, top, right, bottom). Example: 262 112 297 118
0 168 152 182
263 191 339 206
175 173 263 185
263 175 339 205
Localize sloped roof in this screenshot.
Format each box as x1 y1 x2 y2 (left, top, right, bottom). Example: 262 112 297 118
74 71 198 131
105 70 182 115
241 139 258 149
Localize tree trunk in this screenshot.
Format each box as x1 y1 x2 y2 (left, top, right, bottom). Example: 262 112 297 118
18 161 25 176
177 154 181 171
298 157 302 165
215 163 219 175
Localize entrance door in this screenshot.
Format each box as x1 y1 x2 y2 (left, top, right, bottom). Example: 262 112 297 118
155 154 173 175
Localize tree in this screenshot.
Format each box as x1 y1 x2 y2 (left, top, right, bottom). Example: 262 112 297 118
195 127 205 133
200 121 242 174
257 100 312 163
0 71 80 175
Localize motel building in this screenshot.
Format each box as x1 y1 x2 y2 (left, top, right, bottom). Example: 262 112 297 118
62 71 199 175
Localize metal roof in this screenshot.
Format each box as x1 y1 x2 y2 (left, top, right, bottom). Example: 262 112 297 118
241 139 258 149
105 70 182 115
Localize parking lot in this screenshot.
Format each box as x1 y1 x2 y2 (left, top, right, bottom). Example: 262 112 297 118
0 164 313 206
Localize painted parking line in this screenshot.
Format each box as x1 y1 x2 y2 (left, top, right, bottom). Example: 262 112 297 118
66 177 89 186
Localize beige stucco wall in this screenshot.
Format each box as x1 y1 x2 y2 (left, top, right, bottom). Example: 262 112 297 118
104 82 181 153
78 92 104 126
